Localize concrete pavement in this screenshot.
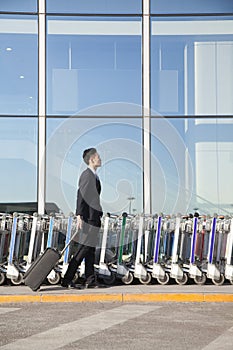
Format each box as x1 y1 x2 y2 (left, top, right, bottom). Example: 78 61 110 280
0 282 233 303
1 302 233 349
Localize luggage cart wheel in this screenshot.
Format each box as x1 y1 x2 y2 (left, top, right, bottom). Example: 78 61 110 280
122 272 134 285
47 272 61 285
157 273 170 285
11 273 24 286
194 273 206 286
175 272 189 285
0 272 6 286
229 279 233 285
212 274 225 286
139 273 152 285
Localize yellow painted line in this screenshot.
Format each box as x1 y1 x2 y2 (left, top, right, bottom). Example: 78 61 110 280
123 293 204 302
0 293 233 303
124 293 233 303
0 295 41 303
204 294 233 303
41 294 123 303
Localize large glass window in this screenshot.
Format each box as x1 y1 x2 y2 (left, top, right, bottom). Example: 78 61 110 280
46 118 143 215
0 117 37 203
151 16 233 116
151 117 233 215
47 17 142 116
151 0 233 14
0 0 37 13
46 0 141 14
0 15 38 115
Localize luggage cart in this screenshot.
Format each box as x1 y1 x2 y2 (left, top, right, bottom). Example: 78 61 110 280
6 213 33 285
46 214 62 285
6 213 21 282
187 214 207 285
61 213 75 278
224 218 233 284
212 216 229 284
170 215 190 285
151 215 178 285
121 214 138 285
151 214 170 285
206 215 225 285
15 214 31 277
163 215 176 268
137 215 155 285
97 212 129 284
93 212 130 285
133 215 150 284
95 213 118 285
170 213 206 285
25 213 39 271
0 214 11 285
194 215 211 277
122 215 151 285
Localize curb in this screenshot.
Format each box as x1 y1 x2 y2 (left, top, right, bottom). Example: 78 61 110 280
0 293 233 303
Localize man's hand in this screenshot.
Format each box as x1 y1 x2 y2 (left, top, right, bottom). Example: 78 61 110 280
77 215 83 230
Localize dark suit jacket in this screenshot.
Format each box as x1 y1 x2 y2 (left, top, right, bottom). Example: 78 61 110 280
76 168 103 227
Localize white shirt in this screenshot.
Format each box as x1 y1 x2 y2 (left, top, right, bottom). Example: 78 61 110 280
88 166 96 175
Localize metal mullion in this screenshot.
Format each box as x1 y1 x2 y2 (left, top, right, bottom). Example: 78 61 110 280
142 0 151 214
38 0 46 214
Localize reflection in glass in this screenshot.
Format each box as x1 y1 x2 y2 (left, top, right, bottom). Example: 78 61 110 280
46 118 143 215
151 117 233 215
0 15 38 115
47 17 142 116
151 0 233 14
0 117 37 202
46 0 141 14
0 0 37 13
151 17 233 116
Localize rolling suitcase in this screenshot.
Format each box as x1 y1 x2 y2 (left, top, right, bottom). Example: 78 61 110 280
24 228 78 291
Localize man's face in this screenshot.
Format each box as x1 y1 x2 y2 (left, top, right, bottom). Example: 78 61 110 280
90 152 101 168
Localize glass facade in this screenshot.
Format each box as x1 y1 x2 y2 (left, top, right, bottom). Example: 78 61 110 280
46 118 142 214
0 117 37 202
47 17 142 116
151 16 233 116
0 1 232 216
0 0 37 13
151 0 233 14
46 0 142 14
0 15 38 115
151 117 233 215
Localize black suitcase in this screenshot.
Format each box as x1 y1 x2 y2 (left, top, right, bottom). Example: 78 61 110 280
24 229 78 291
24 248 61 291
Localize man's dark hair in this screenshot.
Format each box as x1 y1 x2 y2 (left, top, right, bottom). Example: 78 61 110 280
83 148 97 165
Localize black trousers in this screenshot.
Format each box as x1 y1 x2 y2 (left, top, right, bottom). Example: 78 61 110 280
63 222 100 284
63 245 96 284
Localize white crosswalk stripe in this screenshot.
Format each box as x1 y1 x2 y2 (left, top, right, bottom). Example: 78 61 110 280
0 308 20 315
0 305 160 350
201 325 233 350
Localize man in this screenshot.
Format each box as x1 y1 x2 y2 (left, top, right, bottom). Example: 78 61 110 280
61 148 103 288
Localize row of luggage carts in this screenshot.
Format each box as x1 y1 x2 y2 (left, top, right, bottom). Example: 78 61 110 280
0 212 233 287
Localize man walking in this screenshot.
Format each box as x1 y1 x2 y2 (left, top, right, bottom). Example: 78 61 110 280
61 148 103 288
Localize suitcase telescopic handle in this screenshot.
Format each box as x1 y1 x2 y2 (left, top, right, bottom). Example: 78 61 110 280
60 229 79 256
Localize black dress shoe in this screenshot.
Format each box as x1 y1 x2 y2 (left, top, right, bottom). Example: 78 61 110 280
61 281 79 289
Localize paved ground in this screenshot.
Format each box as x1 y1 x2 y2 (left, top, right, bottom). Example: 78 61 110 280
0 281 233 303
0 302 233 349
